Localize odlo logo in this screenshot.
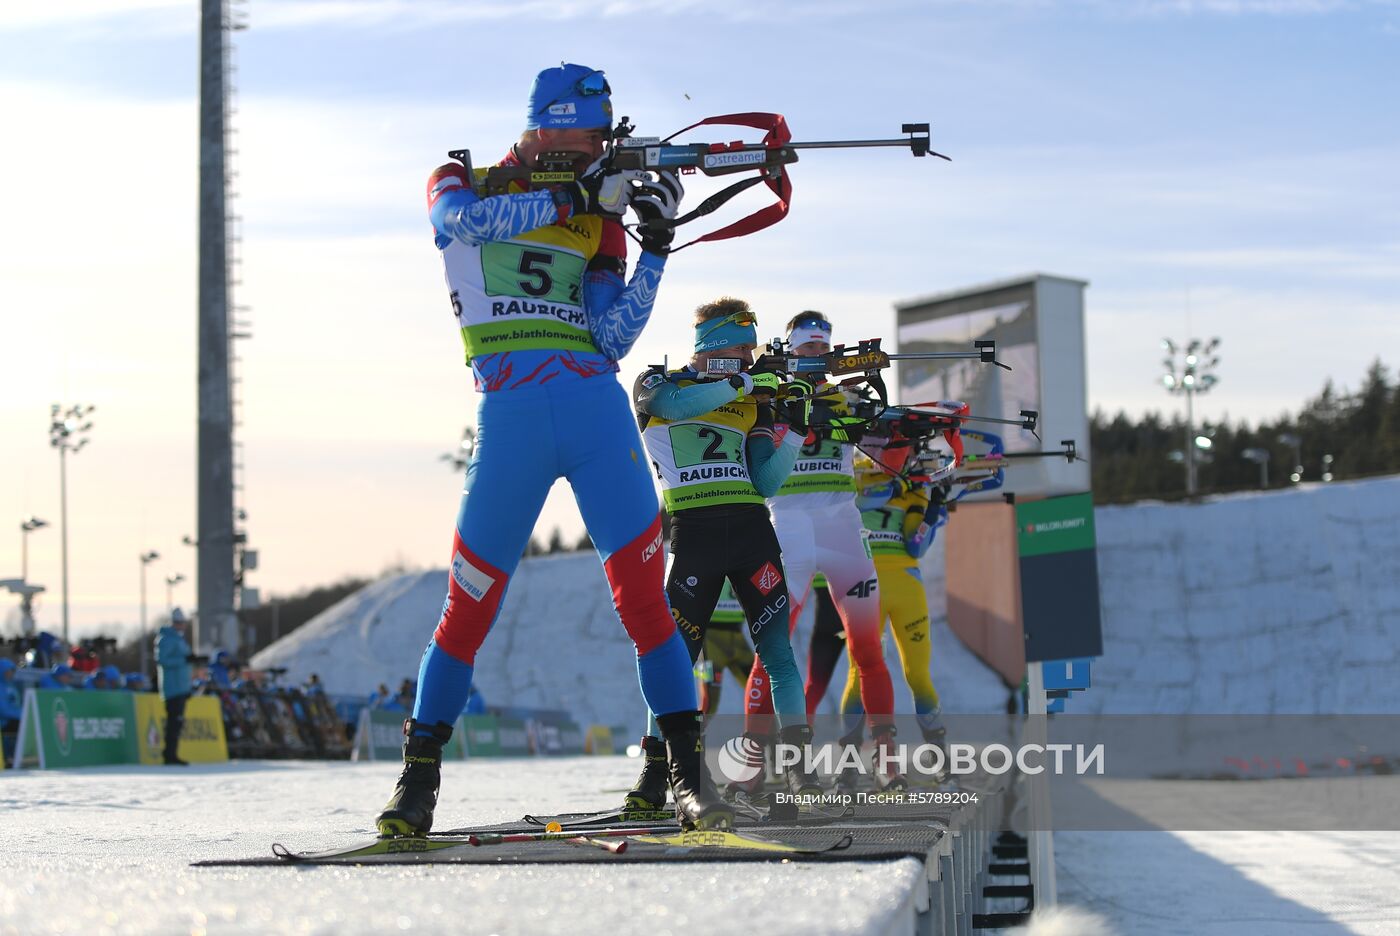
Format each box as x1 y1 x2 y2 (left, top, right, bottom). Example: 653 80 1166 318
846 578 877 599
53 699 72 756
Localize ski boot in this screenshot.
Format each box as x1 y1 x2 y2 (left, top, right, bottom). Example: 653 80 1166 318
779 724 824 799
376 719 452 837
720 731 769 803
921 712 951 785
833 726 865 794
623 736 670 815
766 724 824 820
657 711 734 831
872 724 908 792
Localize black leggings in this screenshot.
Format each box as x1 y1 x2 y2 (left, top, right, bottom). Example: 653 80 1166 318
164 693 188 760
666 505 804 721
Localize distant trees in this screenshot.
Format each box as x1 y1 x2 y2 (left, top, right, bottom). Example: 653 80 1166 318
1092 358 1400 503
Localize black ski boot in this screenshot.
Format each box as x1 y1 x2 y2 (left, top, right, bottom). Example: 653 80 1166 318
779 724 824 799
872 724 908 792
623 735 670 813
834 726 865 793
921 715 950 784
721 731 769 801
657 711 734 831
376 719 452 837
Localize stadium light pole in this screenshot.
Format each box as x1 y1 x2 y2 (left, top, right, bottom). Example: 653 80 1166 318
49 403 95 643
1160 338 1220 496
1242 448 1270 488
20 517 49 583
166 573 186 614
1278 433 1303 483
139 550 160 678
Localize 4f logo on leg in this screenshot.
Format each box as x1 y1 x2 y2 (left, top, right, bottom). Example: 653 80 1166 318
846 578 878 599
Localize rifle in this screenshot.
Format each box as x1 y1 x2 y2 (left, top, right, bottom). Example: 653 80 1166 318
752 337 1008 430
447 114 947 250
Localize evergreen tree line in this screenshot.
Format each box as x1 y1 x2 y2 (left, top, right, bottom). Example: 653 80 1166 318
1091 358 1400 503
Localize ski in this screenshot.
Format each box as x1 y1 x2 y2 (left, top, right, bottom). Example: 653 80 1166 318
268 824 851 863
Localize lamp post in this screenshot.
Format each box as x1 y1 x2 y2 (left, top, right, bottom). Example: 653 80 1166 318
1242 448 1270 488
1278 433 1303 483
49 403 95 643
1161 338 1220 496
20 517 49 584
140 550 160 678
165 573 186 613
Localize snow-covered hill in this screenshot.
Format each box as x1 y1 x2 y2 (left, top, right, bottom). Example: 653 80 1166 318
253 474 1400 726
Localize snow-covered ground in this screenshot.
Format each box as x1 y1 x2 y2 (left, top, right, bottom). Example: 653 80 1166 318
4 759 1398 935
0 758 924 936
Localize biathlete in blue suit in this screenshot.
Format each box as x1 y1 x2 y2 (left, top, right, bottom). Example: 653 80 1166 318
376 64 730 835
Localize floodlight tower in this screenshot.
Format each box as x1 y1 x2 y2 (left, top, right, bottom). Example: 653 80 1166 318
197 0 250 654
1160 337 1220 496
49 404 95 642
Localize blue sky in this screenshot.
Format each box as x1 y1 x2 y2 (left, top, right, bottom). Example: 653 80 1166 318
1 0 1397 636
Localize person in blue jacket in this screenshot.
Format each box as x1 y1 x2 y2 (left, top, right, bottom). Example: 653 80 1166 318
39 663 81 690
208 650 237 690
155 609 193 766
1 659 23 725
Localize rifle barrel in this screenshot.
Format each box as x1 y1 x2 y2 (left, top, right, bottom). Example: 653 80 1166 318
786 138 928 150
885 351 987 361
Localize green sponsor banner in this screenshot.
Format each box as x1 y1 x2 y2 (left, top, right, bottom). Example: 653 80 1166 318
1016 492 1096 557
30 689 137 768
460 715 501 757
364 709 466 761
496 717 531 757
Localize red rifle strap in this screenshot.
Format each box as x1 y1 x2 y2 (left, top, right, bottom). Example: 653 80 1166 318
664 113 794 250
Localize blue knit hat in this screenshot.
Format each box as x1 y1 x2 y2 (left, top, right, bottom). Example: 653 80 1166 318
526 64 612 131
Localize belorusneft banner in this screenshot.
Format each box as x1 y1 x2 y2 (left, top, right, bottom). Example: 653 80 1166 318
11 690 231 769
14 689 135 768
701 714 1400 831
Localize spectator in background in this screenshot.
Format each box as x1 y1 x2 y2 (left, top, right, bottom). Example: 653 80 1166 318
464 685 486 716
382 683 415 713
40 663 81 690
82 669 106 690
156 609 194 766
124 672 149 692
1 659 23 727
208 650 237 690
69 644 100 674
305 673 325 696
368 683 391 709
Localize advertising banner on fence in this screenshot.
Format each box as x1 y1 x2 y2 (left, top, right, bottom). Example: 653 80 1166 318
354 709 467 761
133 694 230 765
497 717 531 756
460 715 501 757
17 689 136 769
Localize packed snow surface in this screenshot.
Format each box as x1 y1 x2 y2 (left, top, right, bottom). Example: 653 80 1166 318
4 760 1400 935
0 758 923 936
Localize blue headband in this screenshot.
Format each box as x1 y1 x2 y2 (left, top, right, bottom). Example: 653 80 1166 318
695 318 757 352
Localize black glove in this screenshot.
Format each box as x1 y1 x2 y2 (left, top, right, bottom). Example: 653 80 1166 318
632 171 684 255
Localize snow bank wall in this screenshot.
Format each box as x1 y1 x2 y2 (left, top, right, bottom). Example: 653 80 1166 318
253 474 1400 726
1085 474 1400 714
